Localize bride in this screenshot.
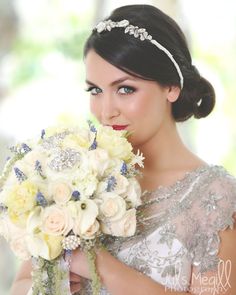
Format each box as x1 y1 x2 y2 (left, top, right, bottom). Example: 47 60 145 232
11 4 236 295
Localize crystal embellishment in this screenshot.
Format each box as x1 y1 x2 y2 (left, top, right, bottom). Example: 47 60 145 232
48 148 80 171
93 18 184 89
95 19 152 42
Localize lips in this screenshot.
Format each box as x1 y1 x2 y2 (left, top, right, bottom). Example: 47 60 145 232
111 125 129 130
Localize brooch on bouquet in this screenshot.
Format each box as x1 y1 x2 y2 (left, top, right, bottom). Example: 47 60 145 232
0 118 144 295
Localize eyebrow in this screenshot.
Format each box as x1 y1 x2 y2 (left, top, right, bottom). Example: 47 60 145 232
85 76 138 87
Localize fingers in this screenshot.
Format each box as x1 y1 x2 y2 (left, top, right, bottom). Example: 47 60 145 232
70 272 81 283
70 282 81 294
70 272 82 294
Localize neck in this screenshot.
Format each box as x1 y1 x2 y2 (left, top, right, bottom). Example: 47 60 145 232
134 117 204 176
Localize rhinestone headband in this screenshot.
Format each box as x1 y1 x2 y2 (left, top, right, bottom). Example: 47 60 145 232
94 19 184 89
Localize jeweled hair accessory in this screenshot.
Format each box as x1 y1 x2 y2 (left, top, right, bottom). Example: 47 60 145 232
94 19 184 89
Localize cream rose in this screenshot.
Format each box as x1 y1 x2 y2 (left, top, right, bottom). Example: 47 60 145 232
122 178 142 207
99 193 126 221
87 148 111 177
101 208 136 237
80 220 100 239
49 181 72 204
41 205 73 236
73 199 98 236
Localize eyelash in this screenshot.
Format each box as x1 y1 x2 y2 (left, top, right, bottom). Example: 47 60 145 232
85 85 136 96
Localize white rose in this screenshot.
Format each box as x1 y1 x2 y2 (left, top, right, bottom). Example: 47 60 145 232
102 158 124 177
73 199 98 236
96 173 129 196
122 178 142 207
48 180 72 204
80 220 100 240
101 208 136 237
10 234 31 260
87 148 111 177
41 205 73 236
99 193 126 221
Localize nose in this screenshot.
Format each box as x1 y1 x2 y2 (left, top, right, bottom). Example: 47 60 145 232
101 94 120 121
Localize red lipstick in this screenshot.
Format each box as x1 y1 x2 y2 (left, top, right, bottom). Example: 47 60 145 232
111 125 128 130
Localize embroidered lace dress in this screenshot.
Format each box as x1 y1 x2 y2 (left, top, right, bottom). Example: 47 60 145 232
80 164 236 294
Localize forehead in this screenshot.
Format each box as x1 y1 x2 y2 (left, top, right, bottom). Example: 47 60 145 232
84 50 134 80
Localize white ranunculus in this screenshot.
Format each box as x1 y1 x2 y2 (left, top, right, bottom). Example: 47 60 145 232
41 205 73 236
48 180 72 204
73 172 98 198
73 199 98 236
96 126 133 161
101 208 136 237
122 178 142 207
98 193 126 222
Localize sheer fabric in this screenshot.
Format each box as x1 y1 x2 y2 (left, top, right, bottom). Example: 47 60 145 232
80 164 236 294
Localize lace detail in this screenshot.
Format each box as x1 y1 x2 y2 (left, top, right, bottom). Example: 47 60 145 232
81 164 236 294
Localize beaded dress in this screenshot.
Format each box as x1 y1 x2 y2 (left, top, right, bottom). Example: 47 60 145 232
81 164 236 294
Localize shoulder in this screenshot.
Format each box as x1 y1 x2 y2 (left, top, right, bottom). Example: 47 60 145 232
185 164 236 272
197 164 236 228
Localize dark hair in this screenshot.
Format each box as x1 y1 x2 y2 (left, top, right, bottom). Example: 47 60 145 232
83 4 215 122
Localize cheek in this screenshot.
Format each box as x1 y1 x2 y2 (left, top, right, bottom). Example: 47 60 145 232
90 99 99 117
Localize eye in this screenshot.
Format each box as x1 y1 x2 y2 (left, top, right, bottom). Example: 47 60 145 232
118 86 136 95
85 86 102 95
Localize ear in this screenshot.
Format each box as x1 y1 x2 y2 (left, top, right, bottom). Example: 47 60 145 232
166 86 181 103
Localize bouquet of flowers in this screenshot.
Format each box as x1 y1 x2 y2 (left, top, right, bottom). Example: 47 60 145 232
0 119 144 295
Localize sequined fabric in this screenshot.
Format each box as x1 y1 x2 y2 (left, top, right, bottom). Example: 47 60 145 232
80 164 236 294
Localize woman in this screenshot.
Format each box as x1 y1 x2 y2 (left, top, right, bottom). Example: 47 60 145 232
11 4 236 295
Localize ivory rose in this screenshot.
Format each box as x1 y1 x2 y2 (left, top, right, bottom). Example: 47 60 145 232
99 193 126 222
49 180 72 204
122 178 142 207
41 205 73 236
101 208 137 237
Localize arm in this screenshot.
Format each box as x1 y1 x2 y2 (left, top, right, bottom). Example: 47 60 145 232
10 261 32 295
71 224 236 295
71 249 191 295
10 260 81 295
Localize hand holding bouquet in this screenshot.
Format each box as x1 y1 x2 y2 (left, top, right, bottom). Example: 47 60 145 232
0 119 144 295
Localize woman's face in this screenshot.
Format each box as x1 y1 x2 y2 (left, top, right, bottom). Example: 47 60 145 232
84 50 175 148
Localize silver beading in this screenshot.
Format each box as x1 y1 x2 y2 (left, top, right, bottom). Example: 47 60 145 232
94 19 184 89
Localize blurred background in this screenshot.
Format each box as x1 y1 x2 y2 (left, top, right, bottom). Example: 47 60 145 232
0 0 236 293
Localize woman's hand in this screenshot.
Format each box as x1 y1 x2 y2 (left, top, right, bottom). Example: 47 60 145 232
70 248 91 280
70 272 82 294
